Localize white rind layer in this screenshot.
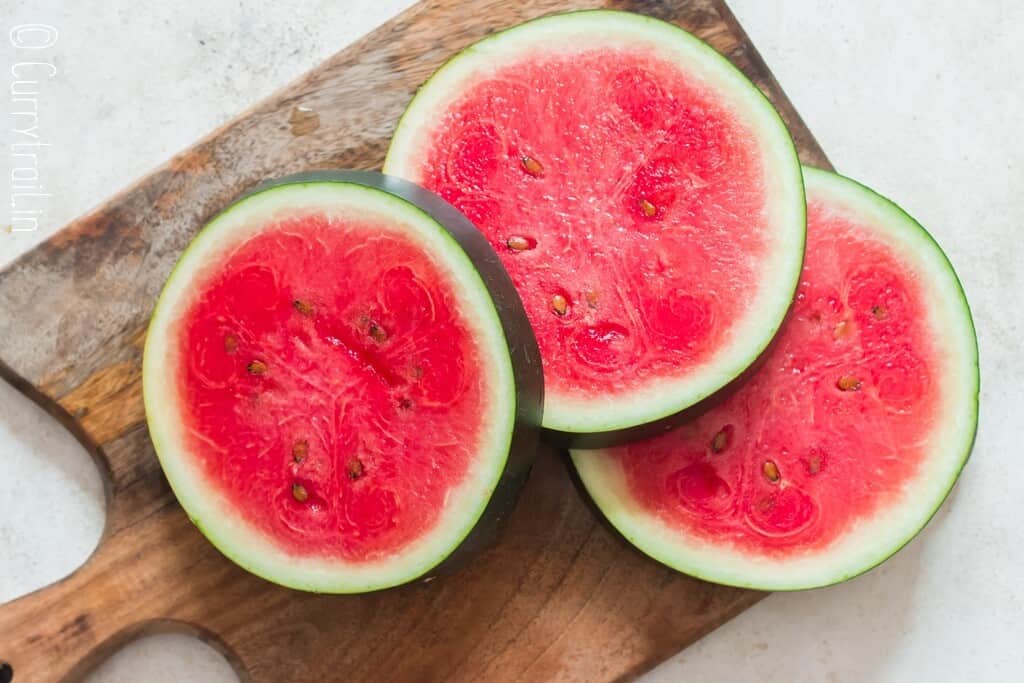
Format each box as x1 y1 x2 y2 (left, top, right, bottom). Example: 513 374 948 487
571 167 979 590
144 181 516 593
384 10 806 435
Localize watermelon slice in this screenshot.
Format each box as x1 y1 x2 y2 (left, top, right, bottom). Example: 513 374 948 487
385 10 806 442
143 171 542 593
571 168 979 590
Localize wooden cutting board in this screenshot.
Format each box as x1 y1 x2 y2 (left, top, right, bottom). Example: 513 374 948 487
0 1 830 681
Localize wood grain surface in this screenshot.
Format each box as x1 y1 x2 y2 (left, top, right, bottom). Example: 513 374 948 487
0 1 830 681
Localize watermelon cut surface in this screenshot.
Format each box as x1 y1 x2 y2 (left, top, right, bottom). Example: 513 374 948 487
385 11 805 440
571 168 978 590
144 172 542 593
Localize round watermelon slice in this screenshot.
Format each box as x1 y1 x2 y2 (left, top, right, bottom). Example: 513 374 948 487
570 168 979 590
385 10 806 442
143 171 542 593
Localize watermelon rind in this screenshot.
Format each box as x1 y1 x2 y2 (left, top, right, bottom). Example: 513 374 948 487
144 171 542 593
570 167 979 590
384 10 806 442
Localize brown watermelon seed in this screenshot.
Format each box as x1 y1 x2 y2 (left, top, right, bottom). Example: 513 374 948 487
639 198 657 217
710 425 734 453
837 375 862 391
550 294 568 316
347 458 365 481
291 483 308 502
762 460 781 483
507 235 532 251
224 334 238 354
411 365 423 380
521 155 544 177
369 323 387 343
585 289 600 308
292 440 308 463
398 397 413 410
833 320 850 339
872 305 888 320
806 455 822 475
293 299 314 316
247 360 267 375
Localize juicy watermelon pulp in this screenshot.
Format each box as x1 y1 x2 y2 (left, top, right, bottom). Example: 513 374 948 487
385 11 805 439
144 173 541 592
571 168 978 589
420 51 759 404
179 216 488 562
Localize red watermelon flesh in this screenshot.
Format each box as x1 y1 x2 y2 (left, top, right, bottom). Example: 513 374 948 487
178 213 488 562
386 12 805 438
614 195 937 554
420 52 762 404
571 168 978 589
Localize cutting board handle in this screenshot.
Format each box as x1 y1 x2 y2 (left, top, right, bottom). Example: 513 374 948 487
0 545 145 683
0 515 185 682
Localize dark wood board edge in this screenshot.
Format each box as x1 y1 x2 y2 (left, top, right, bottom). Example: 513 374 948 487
713 0 832 170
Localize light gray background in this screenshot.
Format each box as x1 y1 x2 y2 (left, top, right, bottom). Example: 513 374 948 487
2 1 1022 681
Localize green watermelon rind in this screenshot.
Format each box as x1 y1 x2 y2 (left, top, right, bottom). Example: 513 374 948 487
385 9 807 439
570 167 979 591
144 172 542 593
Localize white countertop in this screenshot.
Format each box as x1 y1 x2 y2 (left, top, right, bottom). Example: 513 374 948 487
1 1 1021 681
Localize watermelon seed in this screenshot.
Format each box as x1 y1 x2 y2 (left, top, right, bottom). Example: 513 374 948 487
837 375 862 391
521 155 544 177
639 198 657 217
871 305 888 320
585 289 600 308
762 460 781 483
411 365 423 380
224 334 238 354
291 483 309 502
247 360 267 375
507 235 533 251
369 323 387 343
710 425 734 453
398 397 413 410
292 440 308 463
833 320 850 339
550 294 569 316
806 455 822 475
293 299 314 316
347 458 365 481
